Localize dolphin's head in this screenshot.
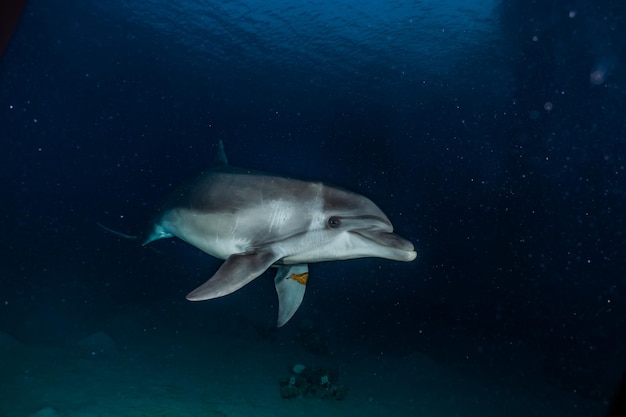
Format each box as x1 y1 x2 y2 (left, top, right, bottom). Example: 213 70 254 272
302 185 417 262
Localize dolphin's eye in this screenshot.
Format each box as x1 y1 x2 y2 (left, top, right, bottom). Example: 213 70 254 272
328 217 342 228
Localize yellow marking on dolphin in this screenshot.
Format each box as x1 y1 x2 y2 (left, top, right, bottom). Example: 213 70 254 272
289 272 309 285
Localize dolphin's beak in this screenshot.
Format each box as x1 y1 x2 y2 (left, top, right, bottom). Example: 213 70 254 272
354 229 417 262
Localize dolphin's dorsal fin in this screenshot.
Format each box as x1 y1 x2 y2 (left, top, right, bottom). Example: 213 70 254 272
213 140 228 166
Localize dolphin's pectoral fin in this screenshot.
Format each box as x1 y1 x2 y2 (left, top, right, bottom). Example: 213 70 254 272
274 264 309 327
186 250 280 301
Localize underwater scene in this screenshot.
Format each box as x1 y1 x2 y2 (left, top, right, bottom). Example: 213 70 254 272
1 0 625 416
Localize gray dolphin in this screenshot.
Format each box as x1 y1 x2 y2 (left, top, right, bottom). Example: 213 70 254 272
104 141 416 326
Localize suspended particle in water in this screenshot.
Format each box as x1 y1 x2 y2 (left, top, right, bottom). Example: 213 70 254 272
590 65 607 85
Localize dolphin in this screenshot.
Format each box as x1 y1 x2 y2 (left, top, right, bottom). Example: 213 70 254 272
103 141 417 326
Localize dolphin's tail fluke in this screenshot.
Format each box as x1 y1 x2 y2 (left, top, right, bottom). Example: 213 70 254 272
96 222 138 240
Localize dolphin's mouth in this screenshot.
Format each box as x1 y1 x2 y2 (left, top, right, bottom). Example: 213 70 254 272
355 230 414 250
353 229 417 261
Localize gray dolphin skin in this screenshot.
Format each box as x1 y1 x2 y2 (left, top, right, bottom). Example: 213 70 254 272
134 141 417 326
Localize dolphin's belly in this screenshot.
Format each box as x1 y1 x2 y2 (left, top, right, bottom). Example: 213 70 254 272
160 204 321 261
160 209 251 259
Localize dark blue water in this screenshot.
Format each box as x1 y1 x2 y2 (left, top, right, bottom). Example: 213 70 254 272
1 0 625 415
